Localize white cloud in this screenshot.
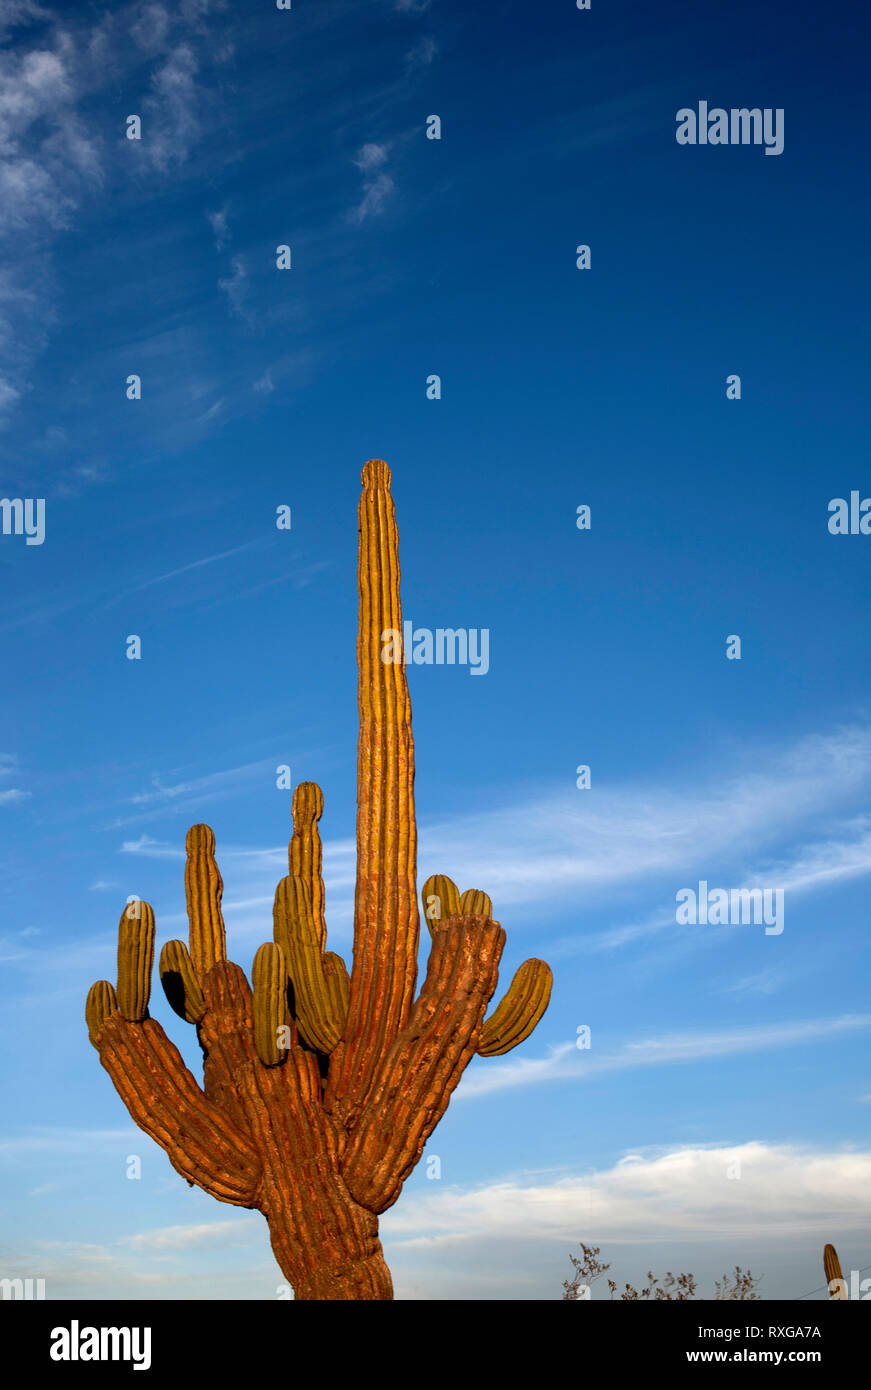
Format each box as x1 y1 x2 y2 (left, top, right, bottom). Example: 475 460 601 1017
124 1219 256 1251
130 3 171 54
118 757 276 818
415 726 871 915
404 36 438 70
119 834 185 860
350 143 395 223
459 1014 871 1099
384 1142 871 1247
144 42 201 171
0 1 50 37
207 205 229 249
354 142 389 171
217 255 249 319
0 4 223 424
0 1126 139 1155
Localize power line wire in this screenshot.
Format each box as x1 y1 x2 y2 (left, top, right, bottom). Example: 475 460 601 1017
794 1261 871 1301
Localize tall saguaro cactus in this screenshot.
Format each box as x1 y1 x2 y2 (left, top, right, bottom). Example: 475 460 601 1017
85 460 553 1300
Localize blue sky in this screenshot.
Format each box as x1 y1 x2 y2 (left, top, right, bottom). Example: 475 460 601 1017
1 0 870 1300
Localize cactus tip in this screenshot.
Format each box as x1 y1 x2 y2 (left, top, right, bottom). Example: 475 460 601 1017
361 458 391 488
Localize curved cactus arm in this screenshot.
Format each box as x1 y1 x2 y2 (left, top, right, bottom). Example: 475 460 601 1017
340 914 505 1213
159 939 206 1024
477 958 553 1057
185 824 227 976
91 1011 262 1206
273 876 346 1053
328 460 420 1118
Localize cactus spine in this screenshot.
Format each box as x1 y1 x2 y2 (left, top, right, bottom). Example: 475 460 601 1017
85 460 553 1299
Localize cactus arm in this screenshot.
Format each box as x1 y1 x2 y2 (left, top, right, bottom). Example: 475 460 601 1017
824 1243 847 1299
93 1012 262 1205
86 980 118 1046
323 952 351 1021
273 876 346 1053
421 874 461 934
159 939 206 1024
116 901 155 1020
422 879 553 1057
328 460 420 1117
289 782 327 950
185 824 227 975
252 943 290 1066
340 914 505 1213
478 958 553 1057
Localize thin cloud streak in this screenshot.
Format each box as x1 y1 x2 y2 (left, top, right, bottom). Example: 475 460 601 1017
459 1014 871 1099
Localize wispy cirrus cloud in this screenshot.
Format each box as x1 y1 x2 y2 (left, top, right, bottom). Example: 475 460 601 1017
0 753 30 805
0 1 51 38
111 724 871 945
103 540 263 605
0 0 230 425
415 726 871 915
207 205 230 250
404 35 437 70
124 1219 257 1252
217 255 250 321
349 142 395 223
458 1014 871 1099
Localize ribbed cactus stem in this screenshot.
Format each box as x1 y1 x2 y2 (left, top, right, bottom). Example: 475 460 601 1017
329 459 419 1115
86 980 118 1046
421 874 461 932
824 1243 847 1299
252 943 289 1066
159 939 206 1023
289 782 327 950
274 876 345 1054
478 958 553 1056
116 901 155 1021
323 951 351 1022
185 824 226 975
459 888 492 918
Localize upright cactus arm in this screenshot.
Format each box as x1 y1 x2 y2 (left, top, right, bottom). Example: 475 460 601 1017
824 1243 847 1299
273 875 345 1054
328 460 420 1119
340 913 506 1213
184 824 227 974
288 782 328 950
